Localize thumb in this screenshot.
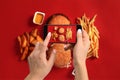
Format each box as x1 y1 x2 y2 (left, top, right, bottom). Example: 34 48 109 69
48 49 56 67
76 29 82 45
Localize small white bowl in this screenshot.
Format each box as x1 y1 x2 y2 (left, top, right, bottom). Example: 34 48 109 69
33 11 45 25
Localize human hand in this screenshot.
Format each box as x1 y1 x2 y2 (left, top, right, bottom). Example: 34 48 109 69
72 29 90 80
73 29 90 65
25 32 56 80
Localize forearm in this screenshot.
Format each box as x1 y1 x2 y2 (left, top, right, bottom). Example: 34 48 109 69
24 73 44 80
74 61 89 80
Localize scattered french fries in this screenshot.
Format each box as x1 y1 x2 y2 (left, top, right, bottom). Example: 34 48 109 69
17 28 43 60
77 14 100 58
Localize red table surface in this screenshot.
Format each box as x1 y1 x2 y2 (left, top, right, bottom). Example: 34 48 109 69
0 0 120 80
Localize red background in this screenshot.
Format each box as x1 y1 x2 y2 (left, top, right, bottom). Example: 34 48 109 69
0 0 120 80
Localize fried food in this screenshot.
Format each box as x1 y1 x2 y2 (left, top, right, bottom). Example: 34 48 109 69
58 27 65 34
46 14 72 68
49 26 74 43
51 31 58 40
58 35 65 41
54 26 58 30
76 14 100 58
47 43 71 68
48 14 70 25
66 28 72 40
17 28 43 60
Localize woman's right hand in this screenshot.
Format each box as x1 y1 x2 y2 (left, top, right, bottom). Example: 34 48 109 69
73 29 90 64
73 29 90 80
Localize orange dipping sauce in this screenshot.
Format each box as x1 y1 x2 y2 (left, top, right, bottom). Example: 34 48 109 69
33 12 45 25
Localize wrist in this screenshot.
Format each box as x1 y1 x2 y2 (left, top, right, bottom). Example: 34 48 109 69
25 72 44 80
73 59 86 67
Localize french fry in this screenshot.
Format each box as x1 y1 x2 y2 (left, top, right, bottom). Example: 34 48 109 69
21 47 28 60
66 28 72 40
90 14 97 24
36 35 43 43
77 14 100 58
31 40 38 45
29 35 35 43
24 32 29 41
20 47 23 54
17 28 43 61
21 35 27 48
17 36 22 46
31 28 38 37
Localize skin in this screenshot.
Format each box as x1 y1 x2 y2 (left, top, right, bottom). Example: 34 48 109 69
25 14 90 80
25 29 90 80
73 29 90 80
25 32 56 80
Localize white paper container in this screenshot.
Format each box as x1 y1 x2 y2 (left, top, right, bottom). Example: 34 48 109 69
33 11 45 25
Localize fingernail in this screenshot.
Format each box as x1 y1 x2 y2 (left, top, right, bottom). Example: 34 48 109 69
48 32 51 36
78 29 82 33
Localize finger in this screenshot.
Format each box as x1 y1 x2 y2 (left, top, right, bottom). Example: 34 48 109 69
43 32 51 46
48 49 56 67
29 42 40 57
33 42 41 52
82 30 90 42
64 44 74 51
76 29 82 45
